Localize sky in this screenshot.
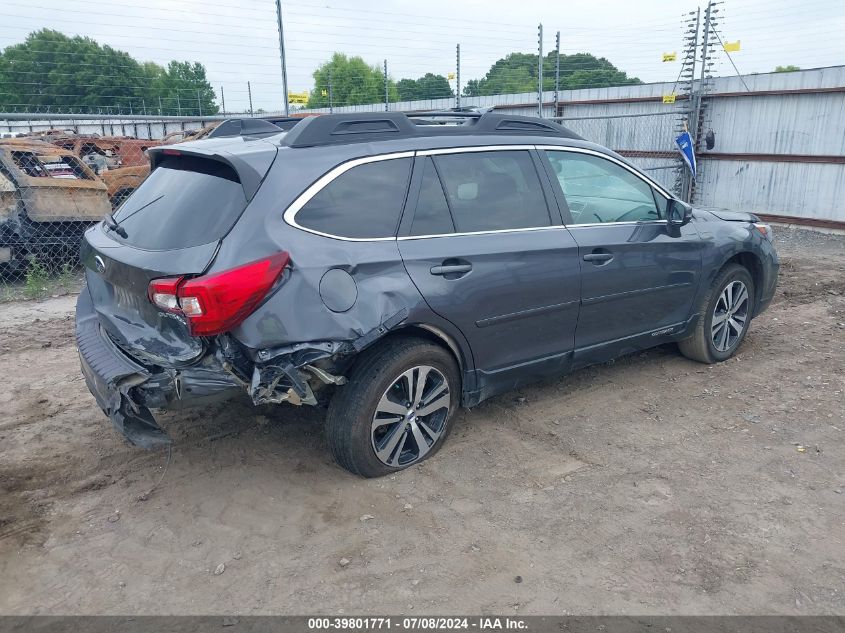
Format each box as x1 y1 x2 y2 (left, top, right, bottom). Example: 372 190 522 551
2 0 844 112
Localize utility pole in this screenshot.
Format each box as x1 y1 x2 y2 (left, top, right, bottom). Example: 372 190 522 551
275 0 290 116
456 44 461 109
537 24 544 118
328 69 334 113
197 89 202 117
220 86 226 116
248 81 254 116
554 31 561 117
384 59 389 112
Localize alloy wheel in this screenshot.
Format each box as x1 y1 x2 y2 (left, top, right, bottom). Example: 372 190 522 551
712 280 749 352
371 365 451 467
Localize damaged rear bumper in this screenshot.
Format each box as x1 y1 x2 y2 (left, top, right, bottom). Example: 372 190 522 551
76 288 169 449
76 288 351 449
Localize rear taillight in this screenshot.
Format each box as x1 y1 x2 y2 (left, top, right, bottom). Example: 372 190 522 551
147 253 290 336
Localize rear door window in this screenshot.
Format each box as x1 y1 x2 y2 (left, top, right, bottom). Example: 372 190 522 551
431 150 550 233
296 157 412 239
110 156 247 250
410 158 455 236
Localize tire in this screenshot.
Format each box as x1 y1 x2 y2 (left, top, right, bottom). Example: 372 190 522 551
679 263 755 364
325 337 460 477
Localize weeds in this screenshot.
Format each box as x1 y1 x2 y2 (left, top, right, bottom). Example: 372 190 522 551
23 259 51 300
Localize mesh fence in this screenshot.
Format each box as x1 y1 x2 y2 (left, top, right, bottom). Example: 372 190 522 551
0 109 682 298
0 119 227 297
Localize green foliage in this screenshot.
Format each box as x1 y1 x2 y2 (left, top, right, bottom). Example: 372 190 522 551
23 259 50 300
0 29 218 114
774 65 801 73
308 53 399 108
462 52 641 97
396 73 454 101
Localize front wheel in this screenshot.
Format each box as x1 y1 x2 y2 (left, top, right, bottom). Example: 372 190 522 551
679 263 755 363
325 337 460 477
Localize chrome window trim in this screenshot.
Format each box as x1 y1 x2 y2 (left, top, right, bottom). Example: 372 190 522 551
418 145 536 156
397 225 568 241
282 144 674 242
282 151 414 242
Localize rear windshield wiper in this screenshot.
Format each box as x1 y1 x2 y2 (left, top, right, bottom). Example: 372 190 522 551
103 213 127 238
103 194 164 239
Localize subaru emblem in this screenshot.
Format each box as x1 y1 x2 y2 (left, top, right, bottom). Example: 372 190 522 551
94 255 106 274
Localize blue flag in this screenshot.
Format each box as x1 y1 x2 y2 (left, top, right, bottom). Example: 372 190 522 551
675 130 697 179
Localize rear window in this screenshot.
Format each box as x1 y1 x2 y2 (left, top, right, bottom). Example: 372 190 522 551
295 157 412 239
110 156 247 250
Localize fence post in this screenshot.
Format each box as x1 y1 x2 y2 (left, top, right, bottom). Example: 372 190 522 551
456 44 461 109
248 82 254 116
197 90 202 117
554 31 560 117
384 59 389 112
537 24 544 118
329 69 334 113
221 86 226 116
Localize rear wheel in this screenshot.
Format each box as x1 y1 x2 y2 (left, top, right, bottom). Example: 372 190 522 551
325 337 460 477
679 263 754 363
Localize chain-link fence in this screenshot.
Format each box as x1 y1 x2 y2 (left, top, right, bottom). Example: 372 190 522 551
0 117 235 297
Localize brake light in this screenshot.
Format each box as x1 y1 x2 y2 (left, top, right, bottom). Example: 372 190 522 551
147 253 290 336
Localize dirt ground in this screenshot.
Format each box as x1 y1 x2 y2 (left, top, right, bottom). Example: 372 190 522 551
0 228 843 615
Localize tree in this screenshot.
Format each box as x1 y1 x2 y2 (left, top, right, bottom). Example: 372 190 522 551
0 29 218 114
307 53 398 108
147 61 217 116
774 65 801 72
462 52 640 97
396 73 454 101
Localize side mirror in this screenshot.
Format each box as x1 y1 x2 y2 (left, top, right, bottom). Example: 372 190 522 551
667 199 693 227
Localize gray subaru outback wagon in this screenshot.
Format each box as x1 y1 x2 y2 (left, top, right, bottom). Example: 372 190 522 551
76 111 779 477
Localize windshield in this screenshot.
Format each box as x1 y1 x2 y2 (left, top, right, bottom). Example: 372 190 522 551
109 156 247 250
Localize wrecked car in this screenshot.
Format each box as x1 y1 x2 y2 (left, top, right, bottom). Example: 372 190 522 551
76 112 779 477
1 139 111 274
48 134 159 171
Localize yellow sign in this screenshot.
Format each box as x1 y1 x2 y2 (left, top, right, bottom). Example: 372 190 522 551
662 94 676 104
723 40 741 52
662 52 677 62
321 89 328 97
288 91 309 105
447 72 456 80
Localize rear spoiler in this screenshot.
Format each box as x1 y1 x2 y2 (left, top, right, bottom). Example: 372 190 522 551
147 142 277 201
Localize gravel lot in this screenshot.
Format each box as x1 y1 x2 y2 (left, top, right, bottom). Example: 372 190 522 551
0 228 843 615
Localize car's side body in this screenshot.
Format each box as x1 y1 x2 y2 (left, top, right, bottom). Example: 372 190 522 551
75 113 779 452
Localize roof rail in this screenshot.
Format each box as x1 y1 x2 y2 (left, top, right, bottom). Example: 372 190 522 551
206 118 283 139
283 111 582 148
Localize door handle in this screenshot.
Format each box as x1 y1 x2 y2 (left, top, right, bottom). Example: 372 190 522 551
430 263 472 276
583 252 614 264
